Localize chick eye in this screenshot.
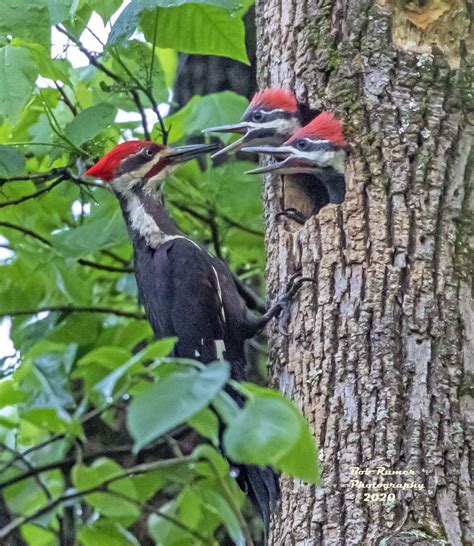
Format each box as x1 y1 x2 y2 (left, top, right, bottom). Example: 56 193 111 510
252 111 263 122
296 139 307 150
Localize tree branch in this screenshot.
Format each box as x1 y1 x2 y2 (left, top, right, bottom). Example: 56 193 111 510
54 82 78 116
56 26 121 83
0 177 65 209
130 88 151 140
0 221 52 246
77 259 133 274
0 167 70 185
56 25 158 141
0 457 194 540
0 445 53 501
206 458 255 546
0 306 146 320
0 437 185 490
104 489 211 544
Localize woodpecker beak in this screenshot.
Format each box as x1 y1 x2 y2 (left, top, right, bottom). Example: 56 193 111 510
242 145 300 174
163 143 219 164
202 122 261 159
202 122 249 135
244 155 313 175
241 145 296 157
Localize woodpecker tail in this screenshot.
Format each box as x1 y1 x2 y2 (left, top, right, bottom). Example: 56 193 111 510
237 463 280 540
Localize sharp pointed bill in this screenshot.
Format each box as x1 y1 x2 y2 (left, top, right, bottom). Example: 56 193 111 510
201 88 301 158
164 143 219 162
241 145 296 157
202 122 249 135
245 156 316 175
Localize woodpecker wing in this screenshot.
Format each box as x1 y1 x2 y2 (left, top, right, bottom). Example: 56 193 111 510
139 237 227 362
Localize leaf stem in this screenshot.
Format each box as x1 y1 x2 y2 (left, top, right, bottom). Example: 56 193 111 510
206 458 255 546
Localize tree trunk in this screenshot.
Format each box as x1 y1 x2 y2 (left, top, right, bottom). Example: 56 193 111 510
256 1 473 544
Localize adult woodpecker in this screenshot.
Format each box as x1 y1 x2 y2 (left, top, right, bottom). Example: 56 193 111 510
202 88 302 158
84 140 305 533
243 112 347 224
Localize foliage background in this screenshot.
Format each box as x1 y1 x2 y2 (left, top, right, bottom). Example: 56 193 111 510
0 1 317 545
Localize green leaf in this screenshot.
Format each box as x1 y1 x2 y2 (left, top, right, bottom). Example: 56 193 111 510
93 338 177 401
111 41 168 104
128 361 230 451
223 388 318 482
187 407 219 443
199 483 244 546
0 379 27 408
0 45 39 120
0 145 26 177
108 0 239 47
22 524 59 546
156 47 178 90
22 407 80 435
78 520 140 546
46 0 76 25
144 4 249 64
0 1 51 47
11 39 72 86
64 103 117 146
50 198 128 259
78 346 132 369
147 500 189 545
159 92 248 143
72 458 140 521
92 0 123 24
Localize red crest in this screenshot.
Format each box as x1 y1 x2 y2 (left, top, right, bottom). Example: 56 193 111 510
85 141 160 181
286 112 346 147
250 89 297 113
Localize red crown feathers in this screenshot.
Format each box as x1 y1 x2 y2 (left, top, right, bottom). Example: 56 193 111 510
250 89 297 113
286 112 346 147
85 141 160 181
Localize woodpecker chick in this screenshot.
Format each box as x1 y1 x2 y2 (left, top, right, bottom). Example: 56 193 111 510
243 112 347 218
202 88 301 158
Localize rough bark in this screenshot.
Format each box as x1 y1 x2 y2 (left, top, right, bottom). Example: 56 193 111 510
256 1 473 544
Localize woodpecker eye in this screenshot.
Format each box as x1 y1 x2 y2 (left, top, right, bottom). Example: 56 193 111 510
252 111 263 122
144 148 154 157
296 139 308 150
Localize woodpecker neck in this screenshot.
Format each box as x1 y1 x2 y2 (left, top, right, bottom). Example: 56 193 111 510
116 180 180 248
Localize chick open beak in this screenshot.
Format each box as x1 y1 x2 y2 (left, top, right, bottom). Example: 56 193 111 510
202 122 255 159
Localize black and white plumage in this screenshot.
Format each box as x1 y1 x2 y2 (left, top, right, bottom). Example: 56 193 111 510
85 140 280 535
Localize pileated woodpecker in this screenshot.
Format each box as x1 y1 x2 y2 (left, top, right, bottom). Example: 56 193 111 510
203 88 301 158
84 140 309 534
243 112 347 224
203 89 345 221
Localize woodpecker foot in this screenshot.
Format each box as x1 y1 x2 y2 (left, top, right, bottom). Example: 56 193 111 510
255 271 314 335
275 208 307 225
275 272 314 336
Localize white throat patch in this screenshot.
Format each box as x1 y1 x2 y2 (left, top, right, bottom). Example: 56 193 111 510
125 192 166 248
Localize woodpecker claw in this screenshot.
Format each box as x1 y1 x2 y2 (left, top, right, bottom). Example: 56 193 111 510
274 272 315 336
275 208 307 225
